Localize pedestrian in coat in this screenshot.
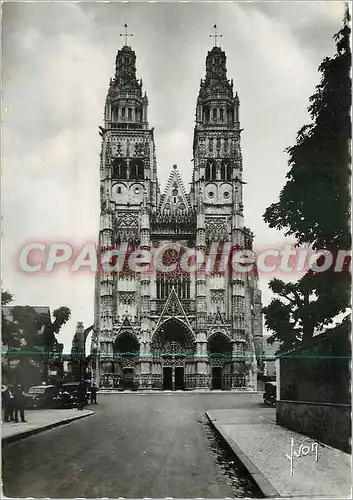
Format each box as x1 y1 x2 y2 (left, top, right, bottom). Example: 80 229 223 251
90 383 98 404
13 385 26 423
2 386 16 422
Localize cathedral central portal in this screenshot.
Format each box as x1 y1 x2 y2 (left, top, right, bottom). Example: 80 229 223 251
151 318 195 391
92 31 263 392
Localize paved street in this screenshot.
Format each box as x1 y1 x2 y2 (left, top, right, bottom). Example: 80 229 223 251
3 392 268 498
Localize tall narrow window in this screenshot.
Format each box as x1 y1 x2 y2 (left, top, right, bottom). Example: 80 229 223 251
212 108 217 120
121 108 126 118
128 108 132 120
227 163 232 180
206 160 217 180
220 163 226 181
220 108 224 121
112 159 127 179
205 162 211 180
130 160 144 180
211 161 217 180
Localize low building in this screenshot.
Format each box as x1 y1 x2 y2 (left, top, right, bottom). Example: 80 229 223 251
276 318 351 453
263 337 281 379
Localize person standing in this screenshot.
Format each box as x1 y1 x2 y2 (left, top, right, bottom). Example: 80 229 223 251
90 383 98 404
77 380 86 410
13 385 26 423
3 386 16 422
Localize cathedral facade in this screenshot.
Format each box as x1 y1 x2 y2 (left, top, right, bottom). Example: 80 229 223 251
92 38 263 391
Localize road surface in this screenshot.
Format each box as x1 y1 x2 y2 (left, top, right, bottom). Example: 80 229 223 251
3 392 270 498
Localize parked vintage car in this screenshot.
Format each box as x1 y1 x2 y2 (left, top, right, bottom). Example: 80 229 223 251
53 389 79 409
24 385 59 409
263 381 277 406
53 381 90 408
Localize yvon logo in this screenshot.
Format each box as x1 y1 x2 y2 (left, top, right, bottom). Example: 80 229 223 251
286 437 319 477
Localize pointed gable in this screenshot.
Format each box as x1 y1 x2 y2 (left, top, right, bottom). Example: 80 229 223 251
213 309 226 326
154 287 193 333
159 164 191 214
116 316 136 337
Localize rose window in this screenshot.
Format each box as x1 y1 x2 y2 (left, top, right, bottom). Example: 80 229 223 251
162 248 180 267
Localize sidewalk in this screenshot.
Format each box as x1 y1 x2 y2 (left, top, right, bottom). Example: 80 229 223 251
206 408 351 498
2 408 94 445
98 389 260 394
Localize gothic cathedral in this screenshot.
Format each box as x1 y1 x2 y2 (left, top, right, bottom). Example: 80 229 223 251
92 35 263 391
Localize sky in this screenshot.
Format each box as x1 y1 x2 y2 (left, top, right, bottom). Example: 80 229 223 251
2 1 346 354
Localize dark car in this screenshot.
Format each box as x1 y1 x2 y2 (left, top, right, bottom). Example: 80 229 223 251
24 385 59 409
56 382 90 406
263 381 277 406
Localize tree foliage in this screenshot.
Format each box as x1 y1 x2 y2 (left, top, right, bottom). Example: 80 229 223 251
2 291 21 352
1 289 71 386
41 306 71 380
263 11 351 351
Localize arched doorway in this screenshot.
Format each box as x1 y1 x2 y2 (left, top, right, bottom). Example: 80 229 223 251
113 332 140 390
208 332 232 390
151 318 195 390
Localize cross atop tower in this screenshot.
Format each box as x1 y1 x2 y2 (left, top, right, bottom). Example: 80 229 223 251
120 23 133 46
209 24 222 47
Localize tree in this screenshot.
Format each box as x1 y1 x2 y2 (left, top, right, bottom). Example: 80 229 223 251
263 10 351 351
1 289 71 386
2 291 13 306
2 291 21 373
41 306 71 381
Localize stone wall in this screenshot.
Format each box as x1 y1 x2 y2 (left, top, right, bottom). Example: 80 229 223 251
277 319 351 453
277 400 351 453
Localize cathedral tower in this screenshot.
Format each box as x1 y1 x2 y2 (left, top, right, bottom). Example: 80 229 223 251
191 41 262 390
93 33 158 388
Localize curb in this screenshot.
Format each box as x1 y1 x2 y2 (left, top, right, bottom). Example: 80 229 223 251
205 411 279 498
2 411 94 445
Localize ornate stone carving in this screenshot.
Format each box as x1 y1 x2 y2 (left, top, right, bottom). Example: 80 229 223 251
216 137 221 153
205 217 228 242
210 290 224 303
115 213 139 241
133 142 145 157
209 357 231 367
119 357 137 368
165 292 184 316
118 291 136 305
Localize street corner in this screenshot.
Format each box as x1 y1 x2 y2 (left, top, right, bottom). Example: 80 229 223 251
2 408 95 445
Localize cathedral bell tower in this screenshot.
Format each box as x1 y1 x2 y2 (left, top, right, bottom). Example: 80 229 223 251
191 29 261 390
95 27 158 388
